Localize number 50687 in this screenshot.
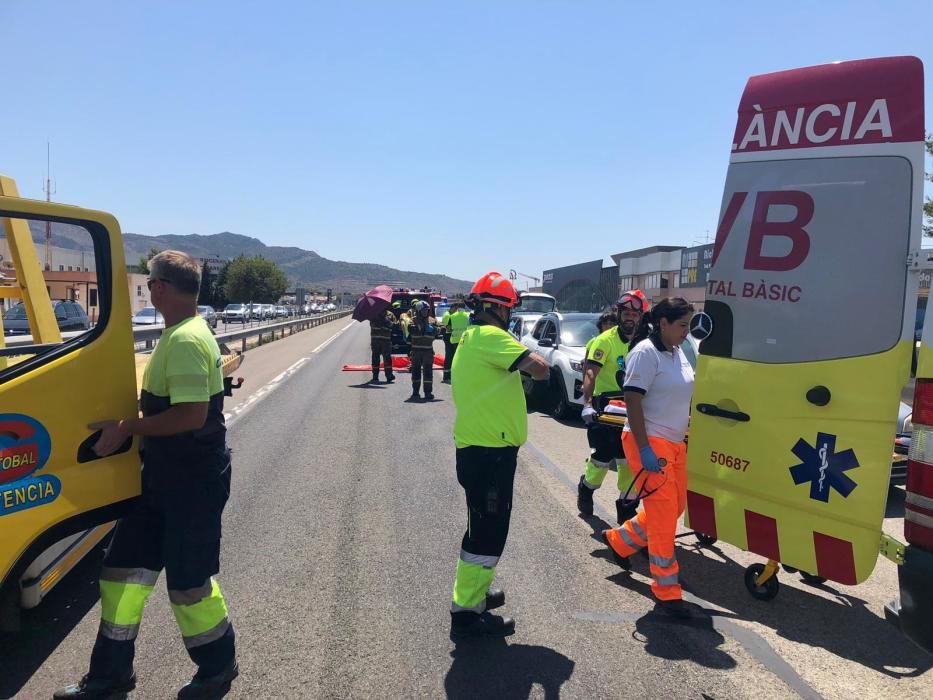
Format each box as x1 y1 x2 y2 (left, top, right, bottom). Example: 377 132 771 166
710 451 749 471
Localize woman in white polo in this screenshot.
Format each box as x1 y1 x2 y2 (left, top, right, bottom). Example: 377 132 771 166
603 297 695 617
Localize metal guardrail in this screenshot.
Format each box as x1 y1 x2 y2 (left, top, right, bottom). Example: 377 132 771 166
0 311 353 358
133 311 353 353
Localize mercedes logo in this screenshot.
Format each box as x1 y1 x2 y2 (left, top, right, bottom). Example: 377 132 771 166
690 312 713 341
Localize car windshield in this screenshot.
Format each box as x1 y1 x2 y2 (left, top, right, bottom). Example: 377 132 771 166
520 298 556 313
136 308 157 317
3 304 26 320
559 319 600 347
198 306 210 313
227 304 243 310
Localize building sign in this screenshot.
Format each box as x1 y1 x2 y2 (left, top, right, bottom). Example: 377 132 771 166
680 243 714 288
198 257 225 276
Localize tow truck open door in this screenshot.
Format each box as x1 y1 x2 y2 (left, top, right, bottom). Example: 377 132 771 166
0 182 140 615
686 57 925 586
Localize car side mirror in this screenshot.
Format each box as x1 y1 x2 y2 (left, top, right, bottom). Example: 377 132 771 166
538 338 554 348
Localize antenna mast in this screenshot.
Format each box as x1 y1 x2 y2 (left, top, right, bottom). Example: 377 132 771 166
42 142 56 271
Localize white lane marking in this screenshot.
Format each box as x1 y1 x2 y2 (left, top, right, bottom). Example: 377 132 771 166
311 322 355 354
224 322 357 427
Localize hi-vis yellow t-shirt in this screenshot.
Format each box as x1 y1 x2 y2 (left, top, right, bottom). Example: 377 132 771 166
585 327 632 398
452 325 530 448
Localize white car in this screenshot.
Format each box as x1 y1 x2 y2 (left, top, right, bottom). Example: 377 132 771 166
508 313 543 341
521 312 601 419
132 306 164 327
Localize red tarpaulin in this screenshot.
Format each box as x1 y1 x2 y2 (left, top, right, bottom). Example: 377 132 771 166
342 354 446 372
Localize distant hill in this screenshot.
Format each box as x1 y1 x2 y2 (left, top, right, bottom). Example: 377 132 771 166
28 223 471 295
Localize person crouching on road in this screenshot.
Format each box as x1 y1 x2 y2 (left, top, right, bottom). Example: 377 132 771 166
449 272 549 638
602 297 696 618
408 300 439 400
576 291 649 525
369 309 396 383
56 251 237 700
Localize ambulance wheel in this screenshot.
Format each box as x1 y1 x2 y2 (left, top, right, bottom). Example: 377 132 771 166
744 563 780 601
696 533 718 547
800 572 827 585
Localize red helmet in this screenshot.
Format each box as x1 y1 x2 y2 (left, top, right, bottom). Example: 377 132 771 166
469 271 519 308
616 289 649 313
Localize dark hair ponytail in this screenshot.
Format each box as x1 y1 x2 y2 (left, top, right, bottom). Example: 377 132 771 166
651 297 695 327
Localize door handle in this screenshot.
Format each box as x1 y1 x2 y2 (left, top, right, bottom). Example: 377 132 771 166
77 431 134 463
696 403 750 422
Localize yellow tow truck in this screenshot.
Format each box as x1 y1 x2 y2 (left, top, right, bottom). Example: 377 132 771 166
0 176 241 629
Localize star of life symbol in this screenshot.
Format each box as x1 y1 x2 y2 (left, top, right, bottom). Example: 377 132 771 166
789 432 859 503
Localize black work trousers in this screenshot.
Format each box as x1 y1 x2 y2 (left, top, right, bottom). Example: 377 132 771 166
371 338 394 380
410 348 434 396
456 446 519 561
443 341 459 381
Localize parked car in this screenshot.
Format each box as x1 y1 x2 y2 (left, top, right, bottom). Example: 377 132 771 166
262 304 275 320
520 312 601 419
249 303 262 320
197 305 218 329
508 313 543 341
2 300 92 336
223 303 250 323
131 306 164 327
274 305 287 319
515 292 557 315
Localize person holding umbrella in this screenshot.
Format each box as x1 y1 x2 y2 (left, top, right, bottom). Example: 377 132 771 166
352 286 397 383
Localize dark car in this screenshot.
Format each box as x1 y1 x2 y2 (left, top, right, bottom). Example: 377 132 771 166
198 305 218 329
2 300 92 336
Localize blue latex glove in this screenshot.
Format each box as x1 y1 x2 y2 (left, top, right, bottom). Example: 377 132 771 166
639 445 664 473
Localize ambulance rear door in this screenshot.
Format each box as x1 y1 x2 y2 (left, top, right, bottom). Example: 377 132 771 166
0 186 140 599
686 57 926 585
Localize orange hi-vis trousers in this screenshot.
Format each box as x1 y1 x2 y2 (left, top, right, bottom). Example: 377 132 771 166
605 433 688 601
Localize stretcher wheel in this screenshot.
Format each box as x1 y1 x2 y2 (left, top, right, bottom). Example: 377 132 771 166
744 563 780 601
695 532 718 547
799 572 827 585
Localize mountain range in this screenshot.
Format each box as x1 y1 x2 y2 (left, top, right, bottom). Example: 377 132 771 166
30 223 472 295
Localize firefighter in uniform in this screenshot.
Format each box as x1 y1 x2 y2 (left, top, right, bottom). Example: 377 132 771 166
576 291 648 525
449 272 548 638
442 301 470 384
408 300 438 400
369 309 396 383
56 251 237 700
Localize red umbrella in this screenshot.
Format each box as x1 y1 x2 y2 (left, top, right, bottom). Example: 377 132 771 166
352 285 394 322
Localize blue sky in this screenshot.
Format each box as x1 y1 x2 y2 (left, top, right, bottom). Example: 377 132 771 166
2 1 931 283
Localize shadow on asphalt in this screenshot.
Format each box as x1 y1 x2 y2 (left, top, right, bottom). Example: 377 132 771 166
603 571 738 670
347 381 388 389
0 540 106 698
662 540 931 679
445 638 574 699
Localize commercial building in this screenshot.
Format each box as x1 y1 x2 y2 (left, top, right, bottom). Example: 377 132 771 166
541 259 619 312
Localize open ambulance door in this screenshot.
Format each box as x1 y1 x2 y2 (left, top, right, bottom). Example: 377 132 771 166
685 57 925 590
0 180 140 620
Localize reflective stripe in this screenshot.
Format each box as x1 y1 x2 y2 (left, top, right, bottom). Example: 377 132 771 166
630 520 648 543
101 567 160 587
169 579 215 606
460 550 499 568
452 558 495 612
183 618 231 649
170 579 229 639
650 554 677 569
99 619 141 641
906 492 933 511
905 508 933 529
653 573 679 586
100 580 155 626
618 528 640 550
589 457 613 469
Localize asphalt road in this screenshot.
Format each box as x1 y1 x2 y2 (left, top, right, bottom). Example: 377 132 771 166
5 321 932 699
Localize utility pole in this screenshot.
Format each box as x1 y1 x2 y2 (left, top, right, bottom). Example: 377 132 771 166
42 142 56 272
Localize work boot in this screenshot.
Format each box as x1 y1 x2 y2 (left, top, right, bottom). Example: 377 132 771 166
410 390 420 400
53 673 136 699
616 496 639 525
385 374 395 383
450 611 515 639
577 476 594 516
369 375 379 384
601 530 632 570
177 661 239 700
654 599 693 619
485 587 505 611
424 392 435 401
442 373 451 383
